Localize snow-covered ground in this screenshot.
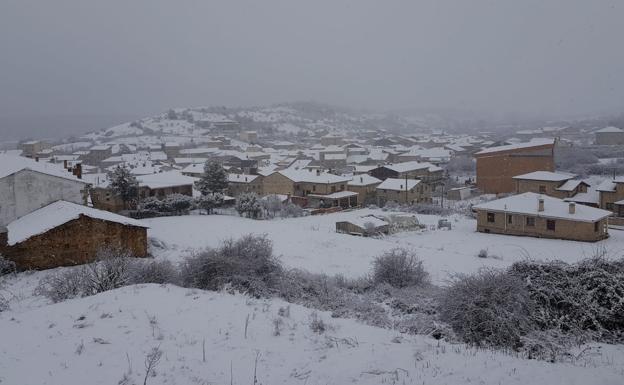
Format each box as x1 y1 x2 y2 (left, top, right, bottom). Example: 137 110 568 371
146 209 624 284
2 284 623 385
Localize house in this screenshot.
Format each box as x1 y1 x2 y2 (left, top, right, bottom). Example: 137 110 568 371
369 161 444 183
227 173 264 196
19 140 48 159
595 127 624 145
447 186 472 201
347 174 382 205
336 215 390 236
0 155 89 227
512 171 585 198
82 145 113 165
473 192 611 242
596 178 624 224
474 139 555 194
263 169 350 197
137 171 196 199
375 178 431 206
0 200 148 270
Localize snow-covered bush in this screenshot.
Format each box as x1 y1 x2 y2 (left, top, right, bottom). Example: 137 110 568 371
180 234 283 297
35 267 89 302
509 258 624 341
372 248 429 288
195 193 224 214
81 248 133 294
139 194 195 215
281 202 305 218
439 268 533 349
128 259 179 285
235 193 263 219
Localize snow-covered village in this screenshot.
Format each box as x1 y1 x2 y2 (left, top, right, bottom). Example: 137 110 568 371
2 2 624 384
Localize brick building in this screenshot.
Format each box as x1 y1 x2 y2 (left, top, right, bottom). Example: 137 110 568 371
513 171 588 199
474 139 555 194
375 178 431 206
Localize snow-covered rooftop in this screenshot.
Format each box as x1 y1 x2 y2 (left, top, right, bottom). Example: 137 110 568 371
339 215 389 228
227 173 260 183
473 192 611 222
0 154 86 183
138 171 197 189
308 190 358 199
377 178 421 191
595 126 623 133
278 169 350 184
512 171 575 182
383 161 441 173
348 174 382 186
556 179 589 192
7 200 148 245
475 138 554 155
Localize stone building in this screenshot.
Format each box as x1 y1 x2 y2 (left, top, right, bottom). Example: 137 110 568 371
227 173 264 196
473 192 611 242
594 126 624 145
262 169 350 197
347 174 382 206
137 171 196 199
512 171 588 199
474 139 555 194
375 178 431 206
369 161 444 184
0 201 148 270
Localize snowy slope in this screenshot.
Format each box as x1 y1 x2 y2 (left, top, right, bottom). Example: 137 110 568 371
1 284 622 385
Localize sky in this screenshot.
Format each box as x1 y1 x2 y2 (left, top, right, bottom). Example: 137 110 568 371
1 0 623 126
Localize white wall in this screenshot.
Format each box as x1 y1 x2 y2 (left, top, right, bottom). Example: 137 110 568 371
0 169 86 226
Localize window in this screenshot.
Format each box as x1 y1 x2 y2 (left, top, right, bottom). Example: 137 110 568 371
507 215 513 224
487 212 495 223
340 184 345 191
331 186 336 193
539 185 546 194
547 219 556 231
594 221 600 232
526 217 535 226
312 185 316 192
606 202 614 211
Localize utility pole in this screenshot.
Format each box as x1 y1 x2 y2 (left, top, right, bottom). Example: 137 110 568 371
405 175 408 204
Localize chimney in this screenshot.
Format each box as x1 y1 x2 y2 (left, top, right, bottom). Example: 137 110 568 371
35 156 39 162
569 202 576 214
316 169 321 176
360 176 363 183
538 198 544 212
75 163 82 179
63 159 68 169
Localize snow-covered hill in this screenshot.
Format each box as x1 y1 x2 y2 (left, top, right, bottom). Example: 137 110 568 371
1 284 622 385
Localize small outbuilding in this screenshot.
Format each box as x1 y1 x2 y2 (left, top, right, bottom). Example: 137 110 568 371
0 200 149 270
336 215 389 236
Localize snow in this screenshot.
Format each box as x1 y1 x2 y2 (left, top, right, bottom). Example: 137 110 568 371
137 171 197 189
556 179 588 191
228 173 259 183
475 138 555 155
595 126 624 133
564 189 600 205
278 169 350 184
7 200 148 245
341 215 389 228
348 174 382 186
513 171 575 182
308 190 358 199
0 154 86 183
383 161 440 173
377 178 420 191
2 284 622 385
473 192 612 222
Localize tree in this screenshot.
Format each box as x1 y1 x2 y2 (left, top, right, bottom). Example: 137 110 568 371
261 195 283 218
195 160 228 195
107 165 139 209
235 193 262 219
196 193 224 214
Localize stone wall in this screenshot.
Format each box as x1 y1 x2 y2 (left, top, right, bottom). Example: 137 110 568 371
0 215 148 270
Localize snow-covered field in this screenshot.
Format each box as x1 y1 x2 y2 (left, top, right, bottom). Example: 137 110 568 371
2 284 623 385
3 209 624 384
146 209 624 284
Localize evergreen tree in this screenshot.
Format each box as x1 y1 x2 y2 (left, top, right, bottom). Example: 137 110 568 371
107 165 139 209
195 160 228 195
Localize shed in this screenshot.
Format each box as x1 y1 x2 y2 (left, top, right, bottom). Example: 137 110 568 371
336 215 389 236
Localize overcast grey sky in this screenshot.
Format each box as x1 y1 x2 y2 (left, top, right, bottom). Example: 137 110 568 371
1 0 623 120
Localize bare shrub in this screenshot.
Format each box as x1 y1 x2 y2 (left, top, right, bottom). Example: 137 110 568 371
372 248 429 288
439 268 534 349
35 267 89 302
82 248 133 295
0 255 16 276
179 234 283 297
129 259 179 285
309 312 327 334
